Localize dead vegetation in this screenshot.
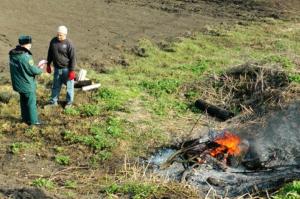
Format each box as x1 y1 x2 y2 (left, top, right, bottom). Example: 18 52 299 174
184 62 298 118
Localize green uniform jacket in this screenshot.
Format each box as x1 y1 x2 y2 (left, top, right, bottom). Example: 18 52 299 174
9 46 43 93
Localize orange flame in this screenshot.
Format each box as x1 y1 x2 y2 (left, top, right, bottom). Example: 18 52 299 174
210 131 241 158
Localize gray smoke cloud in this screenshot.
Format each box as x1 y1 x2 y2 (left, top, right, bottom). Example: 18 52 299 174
239 101 300 166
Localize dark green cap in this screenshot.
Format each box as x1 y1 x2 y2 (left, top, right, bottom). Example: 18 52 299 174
18 35 32 45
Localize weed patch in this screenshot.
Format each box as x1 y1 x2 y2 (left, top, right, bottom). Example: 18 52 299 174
62 117 125 162
273 181 300 199
32 178 55 189
79 104 101 116
9 142 30 154
105 182 160 199
140 79 180 97
55 155 70 165
289 74 300 83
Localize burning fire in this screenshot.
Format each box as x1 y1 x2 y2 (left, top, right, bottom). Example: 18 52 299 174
210 130 242 158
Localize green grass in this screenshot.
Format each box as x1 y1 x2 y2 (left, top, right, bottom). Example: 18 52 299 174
289 73 300 83
273 181 300 199
10 142 30 154
32 178 55 189
1 18 300 198
55 155 70 165
105 182 161 199
64 180 77 189
83 20 300 196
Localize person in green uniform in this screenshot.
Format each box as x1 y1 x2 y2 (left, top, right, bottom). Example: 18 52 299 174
9 35 43 125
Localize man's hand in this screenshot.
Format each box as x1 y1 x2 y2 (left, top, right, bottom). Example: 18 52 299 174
68 71 76 80
46 64 51 73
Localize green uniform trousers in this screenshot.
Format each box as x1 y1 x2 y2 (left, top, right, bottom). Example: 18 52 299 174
19 92 39 125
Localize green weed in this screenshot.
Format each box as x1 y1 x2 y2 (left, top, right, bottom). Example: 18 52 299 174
64 180 77 189
98 87 119 100
55 155 70 165
140 79 180 97
177 59 213 75
54 146 65 153
96 87 129 111
62 118 124 162
64 107 80 116
106 117 123 137
289 74 300 83
32 178 54 189
24 128 38 139
263 55 295 69
10 142 29 154
105 182 160 199
273 181 300 199
79 104 101 116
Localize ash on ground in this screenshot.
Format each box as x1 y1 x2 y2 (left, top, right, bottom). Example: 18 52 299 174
148 102 300 198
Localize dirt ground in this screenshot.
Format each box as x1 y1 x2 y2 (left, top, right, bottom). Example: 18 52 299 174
0 0 299 72
0 0 299 198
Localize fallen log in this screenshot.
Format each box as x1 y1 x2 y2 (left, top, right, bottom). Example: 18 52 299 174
195 99 234 121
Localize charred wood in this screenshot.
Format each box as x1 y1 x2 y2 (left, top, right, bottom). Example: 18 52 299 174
195 99 234 121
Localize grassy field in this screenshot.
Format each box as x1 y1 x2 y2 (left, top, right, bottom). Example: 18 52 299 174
0 19 299 198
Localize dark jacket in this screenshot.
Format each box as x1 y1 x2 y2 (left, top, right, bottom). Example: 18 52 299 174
47 37 76 71
9 46 42 93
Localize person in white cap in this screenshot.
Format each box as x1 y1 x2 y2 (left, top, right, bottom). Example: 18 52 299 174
46 25 76 108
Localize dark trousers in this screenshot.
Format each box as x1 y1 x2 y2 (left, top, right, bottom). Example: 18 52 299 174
19 92 39 125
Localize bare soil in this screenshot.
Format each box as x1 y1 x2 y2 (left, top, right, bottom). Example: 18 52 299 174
0 0 299 71
0 0 299 198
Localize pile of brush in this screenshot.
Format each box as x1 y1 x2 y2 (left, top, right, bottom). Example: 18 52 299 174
185 62 297 117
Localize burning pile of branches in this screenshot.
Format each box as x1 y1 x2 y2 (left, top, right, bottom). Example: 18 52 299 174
156 127 300 197
160 130 249 171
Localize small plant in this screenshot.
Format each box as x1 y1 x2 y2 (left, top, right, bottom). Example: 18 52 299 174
25 127 37 138
98 87 118 100
64 107 80 116
105 182 160 199
289 74 300 83
273 181 300 199
63 128 116 151
172 101 188 114
179 59 212 74
79 104 101 116
263 55 295 69
55 155 70 165
97 87 126 111
32 178 54 189
106 117 123 137
10 142 28 154
64 180 77 189
97 150 112 161
140 79 180 97
54 146 65 153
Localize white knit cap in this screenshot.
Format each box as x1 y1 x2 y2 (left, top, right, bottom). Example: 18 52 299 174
57 25 68 34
